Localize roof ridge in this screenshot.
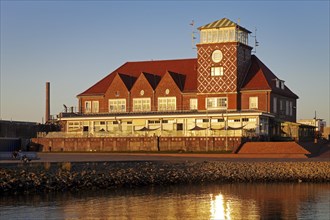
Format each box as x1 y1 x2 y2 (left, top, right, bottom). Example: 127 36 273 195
126 58 197 64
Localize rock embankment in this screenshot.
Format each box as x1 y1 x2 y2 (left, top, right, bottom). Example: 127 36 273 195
1 161 329 194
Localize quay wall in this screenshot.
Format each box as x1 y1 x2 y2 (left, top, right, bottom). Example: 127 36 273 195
1 161 329 194
31 137 242 152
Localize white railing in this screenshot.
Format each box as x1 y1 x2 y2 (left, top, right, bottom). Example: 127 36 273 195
41 129 246 138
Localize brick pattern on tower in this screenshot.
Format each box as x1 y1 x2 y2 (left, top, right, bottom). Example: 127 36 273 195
197 43 238 93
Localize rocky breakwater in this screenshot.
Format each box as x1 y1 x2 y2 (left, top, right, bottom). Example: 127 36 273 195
1 161 329 194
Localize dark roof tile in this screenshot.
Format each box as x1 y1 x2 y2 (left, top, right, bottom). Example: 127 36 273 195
242 55 298 99
142 72 161 90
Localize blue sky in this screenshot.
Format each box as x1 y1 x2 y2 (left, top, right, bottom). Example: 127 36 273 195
1 1 329 123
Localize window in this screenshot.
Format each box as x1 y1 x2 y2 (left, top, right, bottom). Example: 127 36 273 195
68 122 81 132
133 98 151 112
289 101 293 116
275 79 280 88
206 97 227 109
85 101 99 113
229 29 235 41
207 30 212 42
158 97 176 111
224 30 229 41
190 98 198 110
242 118 249 122
249 97 258 109
92 101 99 113
85 101 91 113
201 31 207 43
148 120 160 124
212 30 218 42
280 100 283 111
286 100 289 115
273 97 277 113
109 99 126 112
218 29 223 42
211 67 224 76
281 81 285 90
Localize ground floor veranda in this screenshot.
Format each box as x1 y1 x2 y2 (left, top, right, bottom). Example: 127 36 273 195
49 111 283 139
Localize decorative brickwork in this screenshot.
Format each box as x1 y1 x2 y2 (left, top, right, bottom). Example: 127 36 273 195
197 43 238 93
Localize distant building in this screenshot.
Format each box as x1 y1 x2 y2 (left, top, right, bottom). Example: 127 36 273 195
298 119 326 133
58 18 301 140
298 118 327 139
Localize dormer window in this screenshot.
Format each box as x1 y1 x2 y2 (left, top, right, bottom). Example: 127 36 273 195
275 78 285 89
275 79 280 88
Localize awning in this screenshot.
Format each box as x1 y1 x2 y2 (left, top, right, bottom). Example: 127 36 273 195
135 126 160 131
227 125 246 130
211 125 246 131
189 126 208 131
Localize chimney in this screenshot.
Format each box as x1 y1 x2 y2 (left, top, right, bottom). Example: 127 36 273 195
45 82 50 123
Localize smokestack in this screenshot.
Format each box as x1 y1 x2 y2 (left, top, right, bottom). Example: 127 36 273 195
45 82 50 123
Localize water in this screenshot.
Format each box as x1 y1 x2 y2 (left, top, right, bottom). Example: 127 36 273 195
1 183 329 220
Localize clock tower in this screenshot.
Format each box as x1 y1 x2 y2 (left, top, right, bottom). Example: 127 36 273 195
197 18 252 110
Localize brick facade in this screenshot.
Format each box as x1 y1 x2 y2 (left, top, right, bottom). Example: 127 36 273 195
64 18 299 142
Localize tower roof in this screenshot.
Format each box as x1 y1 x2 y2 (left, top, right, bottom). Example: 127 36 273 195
198 17 251 33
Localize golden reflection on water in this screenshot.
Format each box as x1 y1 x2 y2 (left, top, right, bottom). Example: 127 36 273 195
210 194 228 220
209 193 260 220
1 183 329 219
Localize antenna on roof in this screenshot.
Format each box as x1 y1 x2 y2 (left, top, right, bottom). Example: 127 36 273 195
251 28 259 54
190 19 197 50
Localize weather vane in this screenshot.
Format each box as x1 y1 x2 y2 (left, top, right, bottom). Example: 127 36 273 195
251 28 259 53
190 20 197 50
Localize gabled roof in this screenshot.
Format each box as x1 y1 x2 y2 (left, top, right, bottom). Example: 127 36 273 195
78 58 197 96
117 73 137 90
198 17 251 33
168 71 186 91
142 72 161 90
241 55 298 99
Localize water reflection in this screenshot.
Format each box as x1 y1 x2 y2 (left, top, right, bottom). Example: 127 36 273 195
1 183 329 219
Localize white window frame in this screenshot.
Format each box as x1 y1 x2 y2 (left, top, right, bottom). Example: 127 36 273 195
249 97 258 109
158 97 176 111
207 30 212 42
85 101 91 113
108 99 126 112
211 67 224 76
212 29 218 42
206 97 227 110
190 98 198 110
276 79 280 88
92 101 99 113
133 98 151 112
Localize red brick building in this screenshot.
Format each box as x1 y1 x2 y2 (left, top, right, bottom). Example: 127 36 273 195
59 18 298 140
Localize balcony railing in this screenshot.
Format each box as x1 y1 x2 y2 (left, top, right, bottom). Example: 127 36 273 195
40 129 248 138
